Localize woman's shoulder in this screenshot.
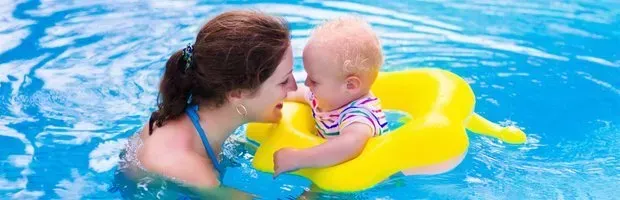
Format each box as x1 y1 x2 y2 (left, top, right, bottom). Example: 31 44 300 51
138 122 220 188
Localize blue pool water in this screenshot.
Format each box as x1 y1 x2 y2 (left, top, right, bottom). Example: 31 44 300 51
1 0 619 199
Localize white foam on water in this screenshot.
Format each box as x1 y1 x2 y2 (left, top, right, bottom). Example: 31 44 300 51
89 138 128 173
54 169 107 200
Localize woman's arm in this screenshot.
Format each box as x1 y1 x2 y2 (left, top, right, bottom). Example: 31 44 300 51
192 185 254 200
139 134 253 199
140 149 220 188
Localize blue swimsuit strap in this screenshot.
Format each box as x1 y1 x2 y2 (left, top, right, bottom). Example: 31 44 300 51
185 104 225 178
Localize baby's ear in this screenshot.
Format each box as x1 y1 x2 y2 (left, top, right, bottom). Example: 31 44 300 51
345 76 362 91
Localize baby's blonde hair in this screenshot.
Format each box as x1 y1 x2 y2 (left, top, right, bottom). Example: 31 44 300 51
308 16 383 81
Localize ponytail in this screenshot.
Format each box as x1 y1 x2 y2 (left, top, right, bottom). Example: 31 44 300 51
149 48 193 135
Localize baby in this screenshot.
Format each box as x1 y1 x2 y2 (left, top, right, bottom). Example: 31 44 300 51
273 17 386 177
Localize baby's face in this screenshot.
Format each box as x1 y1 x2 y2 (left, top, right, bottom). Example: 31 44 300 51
302 42 353 111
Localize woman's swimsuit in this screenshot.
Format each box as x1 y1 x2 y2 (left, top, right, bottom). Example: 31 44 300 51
185 104 225 179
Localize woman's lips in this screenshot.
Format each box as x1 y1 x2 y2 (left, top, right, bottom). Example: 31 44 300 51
276 103 283 109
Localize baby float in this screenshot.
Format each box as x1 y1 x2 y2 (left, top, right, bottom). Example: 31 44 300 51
245 68 527 192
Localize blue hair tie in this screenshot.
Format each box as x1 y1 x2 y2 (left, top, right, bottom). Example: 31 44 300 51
182 43 194 72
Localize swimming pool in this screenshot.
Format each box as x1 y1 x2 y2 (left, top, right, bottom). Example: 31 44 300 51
1 0 619 199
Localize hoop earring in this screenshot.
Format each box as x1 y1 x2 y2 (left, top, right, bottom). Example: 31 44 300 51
235 104 248 117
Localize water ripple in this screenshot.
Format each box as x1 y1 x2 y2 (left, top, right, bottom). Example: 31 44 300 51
315 1 463 31
577 71 620 95
0 121 37 197
1 0 619 199
444 0 617 24
0 0 34 54
576 55 619 68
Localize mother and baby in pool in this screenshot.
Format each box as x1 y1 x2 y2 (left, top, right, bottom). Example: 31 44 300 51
120 10 457 192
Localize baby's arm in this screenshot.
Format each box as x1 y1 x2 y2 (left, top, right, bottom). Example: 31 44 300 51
285 84 309 103
273 122 373 177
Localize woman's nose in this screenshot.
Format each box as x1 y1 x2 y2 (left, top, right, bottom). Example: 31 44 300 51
288 77 298 92
290 82 298 91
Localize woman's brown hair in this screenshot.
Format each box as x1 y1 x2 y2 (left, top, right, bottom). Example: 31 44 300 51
149 10 290 134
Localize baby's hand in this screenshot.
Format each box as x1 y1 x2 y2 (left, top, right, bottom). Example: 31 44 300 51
273 148 302 178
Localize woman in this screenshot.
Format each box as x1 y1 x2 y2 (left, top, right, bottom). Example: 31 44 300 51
119 10 297 190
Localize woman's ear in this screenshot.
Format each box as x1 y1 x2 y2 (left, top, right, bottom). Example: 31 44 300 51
345 76 362 93
227 89 244 102
228 89 254 102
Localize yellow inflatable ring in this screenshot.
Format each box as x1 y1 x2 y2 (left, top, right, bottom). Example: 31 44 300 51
245 68 527 192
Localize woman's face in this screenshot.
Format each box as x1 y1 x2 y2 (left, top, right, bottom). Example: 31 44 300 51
244 45 297 123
